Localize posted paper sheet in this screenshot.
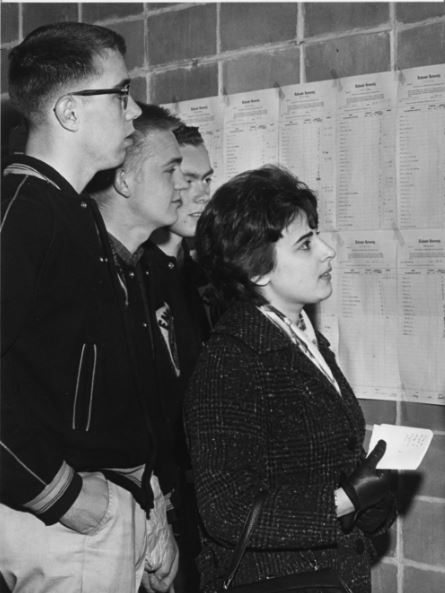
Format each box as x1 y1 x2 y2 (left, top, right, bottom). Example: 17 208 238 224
162 64 445 405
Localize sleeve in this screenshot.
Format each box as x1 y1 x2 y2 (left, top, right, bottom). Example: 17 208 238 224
184 335 339 552
1 186 82 523
2 185 53 353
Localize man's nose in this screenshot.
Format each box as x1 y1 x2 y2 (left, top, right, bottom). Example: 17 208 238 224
194 180 211 202
126 95 142 120
174 167 188 190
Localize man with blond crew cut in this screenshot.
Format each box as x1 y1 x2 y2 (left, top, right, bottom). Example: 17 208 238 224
147 123 215 593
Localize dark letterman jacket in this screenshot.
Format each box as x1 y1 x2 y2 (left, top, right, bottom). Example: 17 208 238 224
185 301 374 593
0 155 158 524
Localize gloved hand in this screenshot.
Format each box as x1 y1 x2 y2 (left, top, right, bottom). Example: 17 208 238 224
340 440 392 532
356 490 397 537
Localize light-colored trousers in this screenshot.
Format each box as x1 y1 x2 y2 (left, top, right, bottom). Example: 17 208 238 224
0 475 166 593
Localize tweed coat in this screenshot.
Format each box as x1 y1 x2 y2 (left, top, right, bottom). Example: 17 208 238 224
184 301 375 593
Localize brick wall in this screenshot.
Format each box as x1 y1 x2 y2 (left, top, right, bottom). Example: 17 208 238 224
1 3 445 592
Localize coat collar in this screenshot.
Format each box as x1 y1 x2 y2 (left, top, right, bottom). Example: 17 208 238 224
3 153 80 199
215 300 331 354
214 301 356 401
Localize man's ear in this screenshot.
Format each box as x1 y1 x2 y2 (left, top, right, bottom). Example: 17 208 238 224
251 274 270 287
53 95 80 132
113 167 131 198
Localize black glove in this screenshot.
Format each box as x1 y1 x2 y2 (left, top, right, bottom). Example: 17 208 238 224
340 440 392 532
356 490 397 537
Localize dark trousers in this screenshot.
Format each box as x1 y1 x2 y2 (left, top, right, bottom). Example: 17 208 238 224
172 477 201 593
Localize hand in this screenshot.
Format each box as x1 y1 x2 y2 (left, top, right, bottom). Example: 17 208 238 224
356 490 397 537
141 524 179 592
340 441 392 532
59 471 109 534
341 440 391 512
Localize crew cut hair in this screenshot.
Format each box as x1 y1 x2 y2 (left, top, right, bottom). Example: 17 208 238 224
8 22 126 119
195 165 318 306
124 103 181 169
87 102 181 194
173 124 204 147
133 103 181 136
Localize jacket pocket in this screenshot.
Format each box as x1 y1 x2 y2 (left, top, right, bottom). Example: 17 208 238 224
72 343 97 431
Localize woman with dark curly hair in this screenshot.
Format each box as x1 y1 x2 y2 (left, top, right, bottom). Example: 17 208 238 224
184 165 396 593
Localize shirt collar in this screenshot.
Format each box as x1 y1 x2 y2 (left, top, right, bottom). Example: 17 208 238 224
108 233 144 268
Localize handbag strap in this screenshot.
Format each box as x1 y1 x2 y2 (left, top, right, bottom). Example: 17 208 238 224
221 492 354 593
222 491 268 590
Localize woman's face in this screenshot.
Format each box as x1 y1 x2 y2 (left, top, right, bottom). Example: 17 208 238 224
256 212 335 321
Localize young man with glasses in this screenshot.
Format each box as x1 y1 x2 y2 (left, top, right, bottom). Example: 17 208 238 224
1 23 177 593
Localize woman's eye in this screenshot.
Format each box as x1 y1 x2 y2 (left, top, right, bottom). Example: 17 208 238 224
300 240 311 251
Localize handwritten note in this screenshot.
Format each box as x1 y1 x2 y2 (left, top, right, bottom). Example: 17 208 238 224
368 424 433 470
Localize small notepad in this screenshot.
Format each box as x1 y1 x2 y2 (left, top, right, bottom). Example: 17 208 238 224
368 424 433 470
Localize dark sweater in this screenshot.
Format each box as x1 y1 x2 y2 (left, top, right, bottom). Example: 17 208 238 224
144 241 212 469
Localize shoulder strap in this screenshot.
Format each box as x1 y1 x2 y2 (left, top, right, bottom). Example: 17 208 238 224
222 491 268 591
220 490 354 593
3 163 61 190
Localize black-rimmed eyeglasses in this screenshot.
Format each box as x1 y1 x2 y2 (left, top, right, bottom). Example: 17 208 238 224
67 83 131 110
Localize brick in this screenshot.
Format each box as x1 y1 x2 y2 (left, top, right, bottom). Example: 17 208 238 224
81 3 143 23
404 499 445 566
305 32 390 82
147 3 181 10
404 566 445 593
220 3 297 51
1 2 19 44
23 3 79 37
109 20 145 70
397 2 445 24
401 402 445 431
305 2 389 37
398 22 445 69
148 4 216 66
360 399 397 426
371 561 397 593
130 76 147 104
222 47 300 95
399 434 445 499
150 63 218 105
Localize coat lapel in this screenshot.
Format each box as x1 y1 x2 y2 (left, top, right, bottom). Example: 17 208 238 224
216 302 361 409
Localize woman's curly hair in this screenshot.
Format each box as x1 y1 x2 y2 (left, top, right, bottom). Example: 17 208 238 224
195 164 318 307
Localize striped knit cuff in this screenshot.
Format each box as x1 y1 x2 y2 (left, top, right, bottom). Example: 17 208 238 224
23 462 83 525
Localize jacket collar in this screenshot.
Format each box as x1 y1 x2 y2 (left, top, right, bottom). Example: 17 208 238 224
3 153 80 199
